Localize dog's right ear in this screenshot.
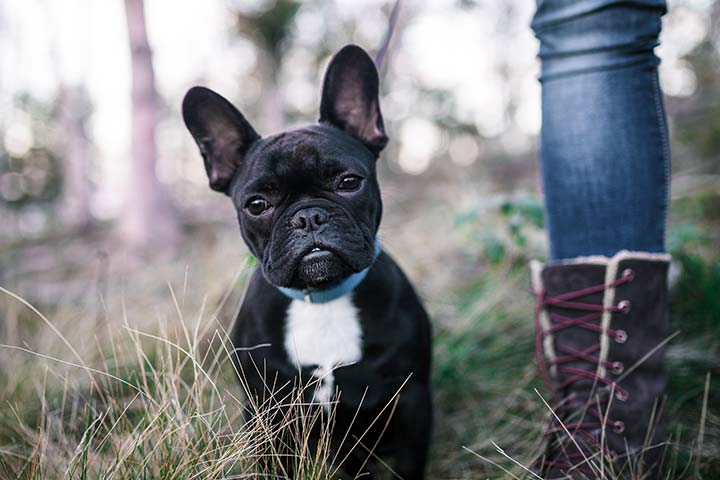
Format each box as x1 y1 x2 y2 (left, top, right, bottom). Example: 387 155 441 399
182 86 260 194
319 45 388 156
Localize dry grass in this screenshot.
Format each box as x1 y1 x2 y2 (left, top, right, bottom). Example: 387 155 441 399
0 274 341 478
0 249 410 479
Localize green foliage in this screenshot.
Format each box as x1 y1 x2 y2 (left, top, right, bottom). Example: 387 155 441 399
454 196 544 265
676 104 720 158
660 192 720 476
482 234 506 264
667 192 720 345
667 223 710 254
671 191 720 223
671 252 720 344
665 251 720 476
235 0 301 62
499 197 544 229
430 269 544 476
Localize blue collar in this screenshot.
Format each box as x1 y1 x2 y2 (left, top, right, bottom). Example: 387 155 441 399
276 238 381 304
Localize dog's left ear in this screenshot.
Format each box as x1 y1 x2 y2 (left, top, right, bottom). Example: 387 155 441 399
319 44 388 155
182 86 260 194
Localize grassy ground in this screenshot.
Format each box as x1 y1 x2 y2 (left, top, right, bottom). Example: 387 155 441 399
0 189 718 479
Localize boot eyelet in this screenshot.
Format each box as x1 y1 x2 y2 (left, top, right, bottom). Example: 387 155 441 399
616 390 629 402
611 361 624 375
622 268 634 281
615 330 627 344
617 300 631 313
613 420 625 434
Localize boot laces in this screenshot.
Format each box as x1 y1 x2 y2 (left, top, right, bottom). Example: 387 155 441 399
534 269 634 470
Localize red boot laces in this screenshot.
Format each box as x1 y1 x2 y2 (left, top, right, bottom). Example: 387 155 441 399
533 268 634 470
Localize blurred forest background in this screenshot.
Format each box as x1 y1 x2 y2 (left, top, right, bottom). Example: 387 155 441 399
0 0 719 478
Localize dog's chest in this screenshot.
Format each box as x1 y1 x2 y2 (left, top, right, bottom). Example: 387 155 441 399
284 295 363 369
283 296 363 403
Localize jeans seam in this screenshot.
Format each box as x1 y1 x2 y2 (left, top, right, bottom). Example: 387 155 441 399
651 72 671 253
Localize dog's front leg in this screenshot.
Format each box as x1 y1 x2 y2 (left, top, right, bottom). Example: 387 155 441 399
391 382 432 480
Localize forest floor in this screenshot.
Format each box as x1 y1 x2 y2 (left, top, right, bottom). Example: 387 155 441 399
0 183 718 479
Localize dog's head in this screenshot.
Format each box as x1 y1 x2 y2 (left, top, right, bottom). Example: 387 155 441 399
182 45 387 290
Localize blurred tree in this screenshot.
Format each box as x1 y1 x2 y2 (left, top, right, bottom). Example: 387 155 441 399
0 94 63 212
234 0 300 132
57 85 92 228
673 1 720 163
39 0 94 229
120 0 180 253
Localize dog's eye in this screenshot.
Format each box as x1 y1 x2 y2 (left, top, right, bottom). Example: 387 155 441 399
245 197 271 216
337 175 363 192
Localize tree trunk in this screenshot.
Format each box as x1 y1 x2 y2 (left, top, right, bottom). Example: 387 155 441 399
120 0 180 254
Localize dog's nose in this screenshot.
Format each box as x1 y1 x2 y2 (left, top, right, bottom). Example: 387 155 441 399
291 207 329 232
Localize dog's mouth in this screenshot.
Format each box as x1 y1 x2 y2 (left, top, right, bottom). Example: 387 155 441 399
264 238 375 289
262 202 377 289
295 247 347 288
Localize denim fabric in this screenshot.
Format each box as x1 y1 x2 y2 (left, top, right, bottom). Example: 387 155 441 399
532 1 670 260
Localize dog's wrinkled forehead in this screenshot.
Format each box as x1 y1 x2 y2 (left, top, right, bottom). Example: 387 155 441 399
231 125 375 197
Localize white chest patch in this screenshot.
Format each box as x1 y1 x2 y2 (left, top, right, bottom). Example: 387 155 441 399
284 295 363 405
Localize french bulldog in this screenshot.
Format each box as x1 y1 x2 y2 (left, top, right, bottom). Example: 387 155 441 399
182 44 432 479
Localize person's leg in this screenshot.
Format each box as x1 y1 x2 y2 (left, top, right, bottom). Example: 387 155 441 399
532 0 670 261
530 2 671 478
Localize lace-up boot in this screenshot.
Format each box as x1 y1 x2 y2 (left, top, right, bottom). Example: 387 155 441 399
531 251 670 479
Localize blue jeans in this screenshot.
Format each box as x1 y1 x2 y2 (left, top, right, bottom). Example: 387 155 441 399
532 0 670 260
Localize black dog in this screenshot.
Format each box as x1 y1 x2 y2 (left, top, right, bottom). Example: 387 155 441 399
182 45 432 479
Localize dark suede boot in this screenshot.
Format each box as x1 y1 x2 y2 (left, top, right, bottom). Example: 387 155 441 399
530 251 670 479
